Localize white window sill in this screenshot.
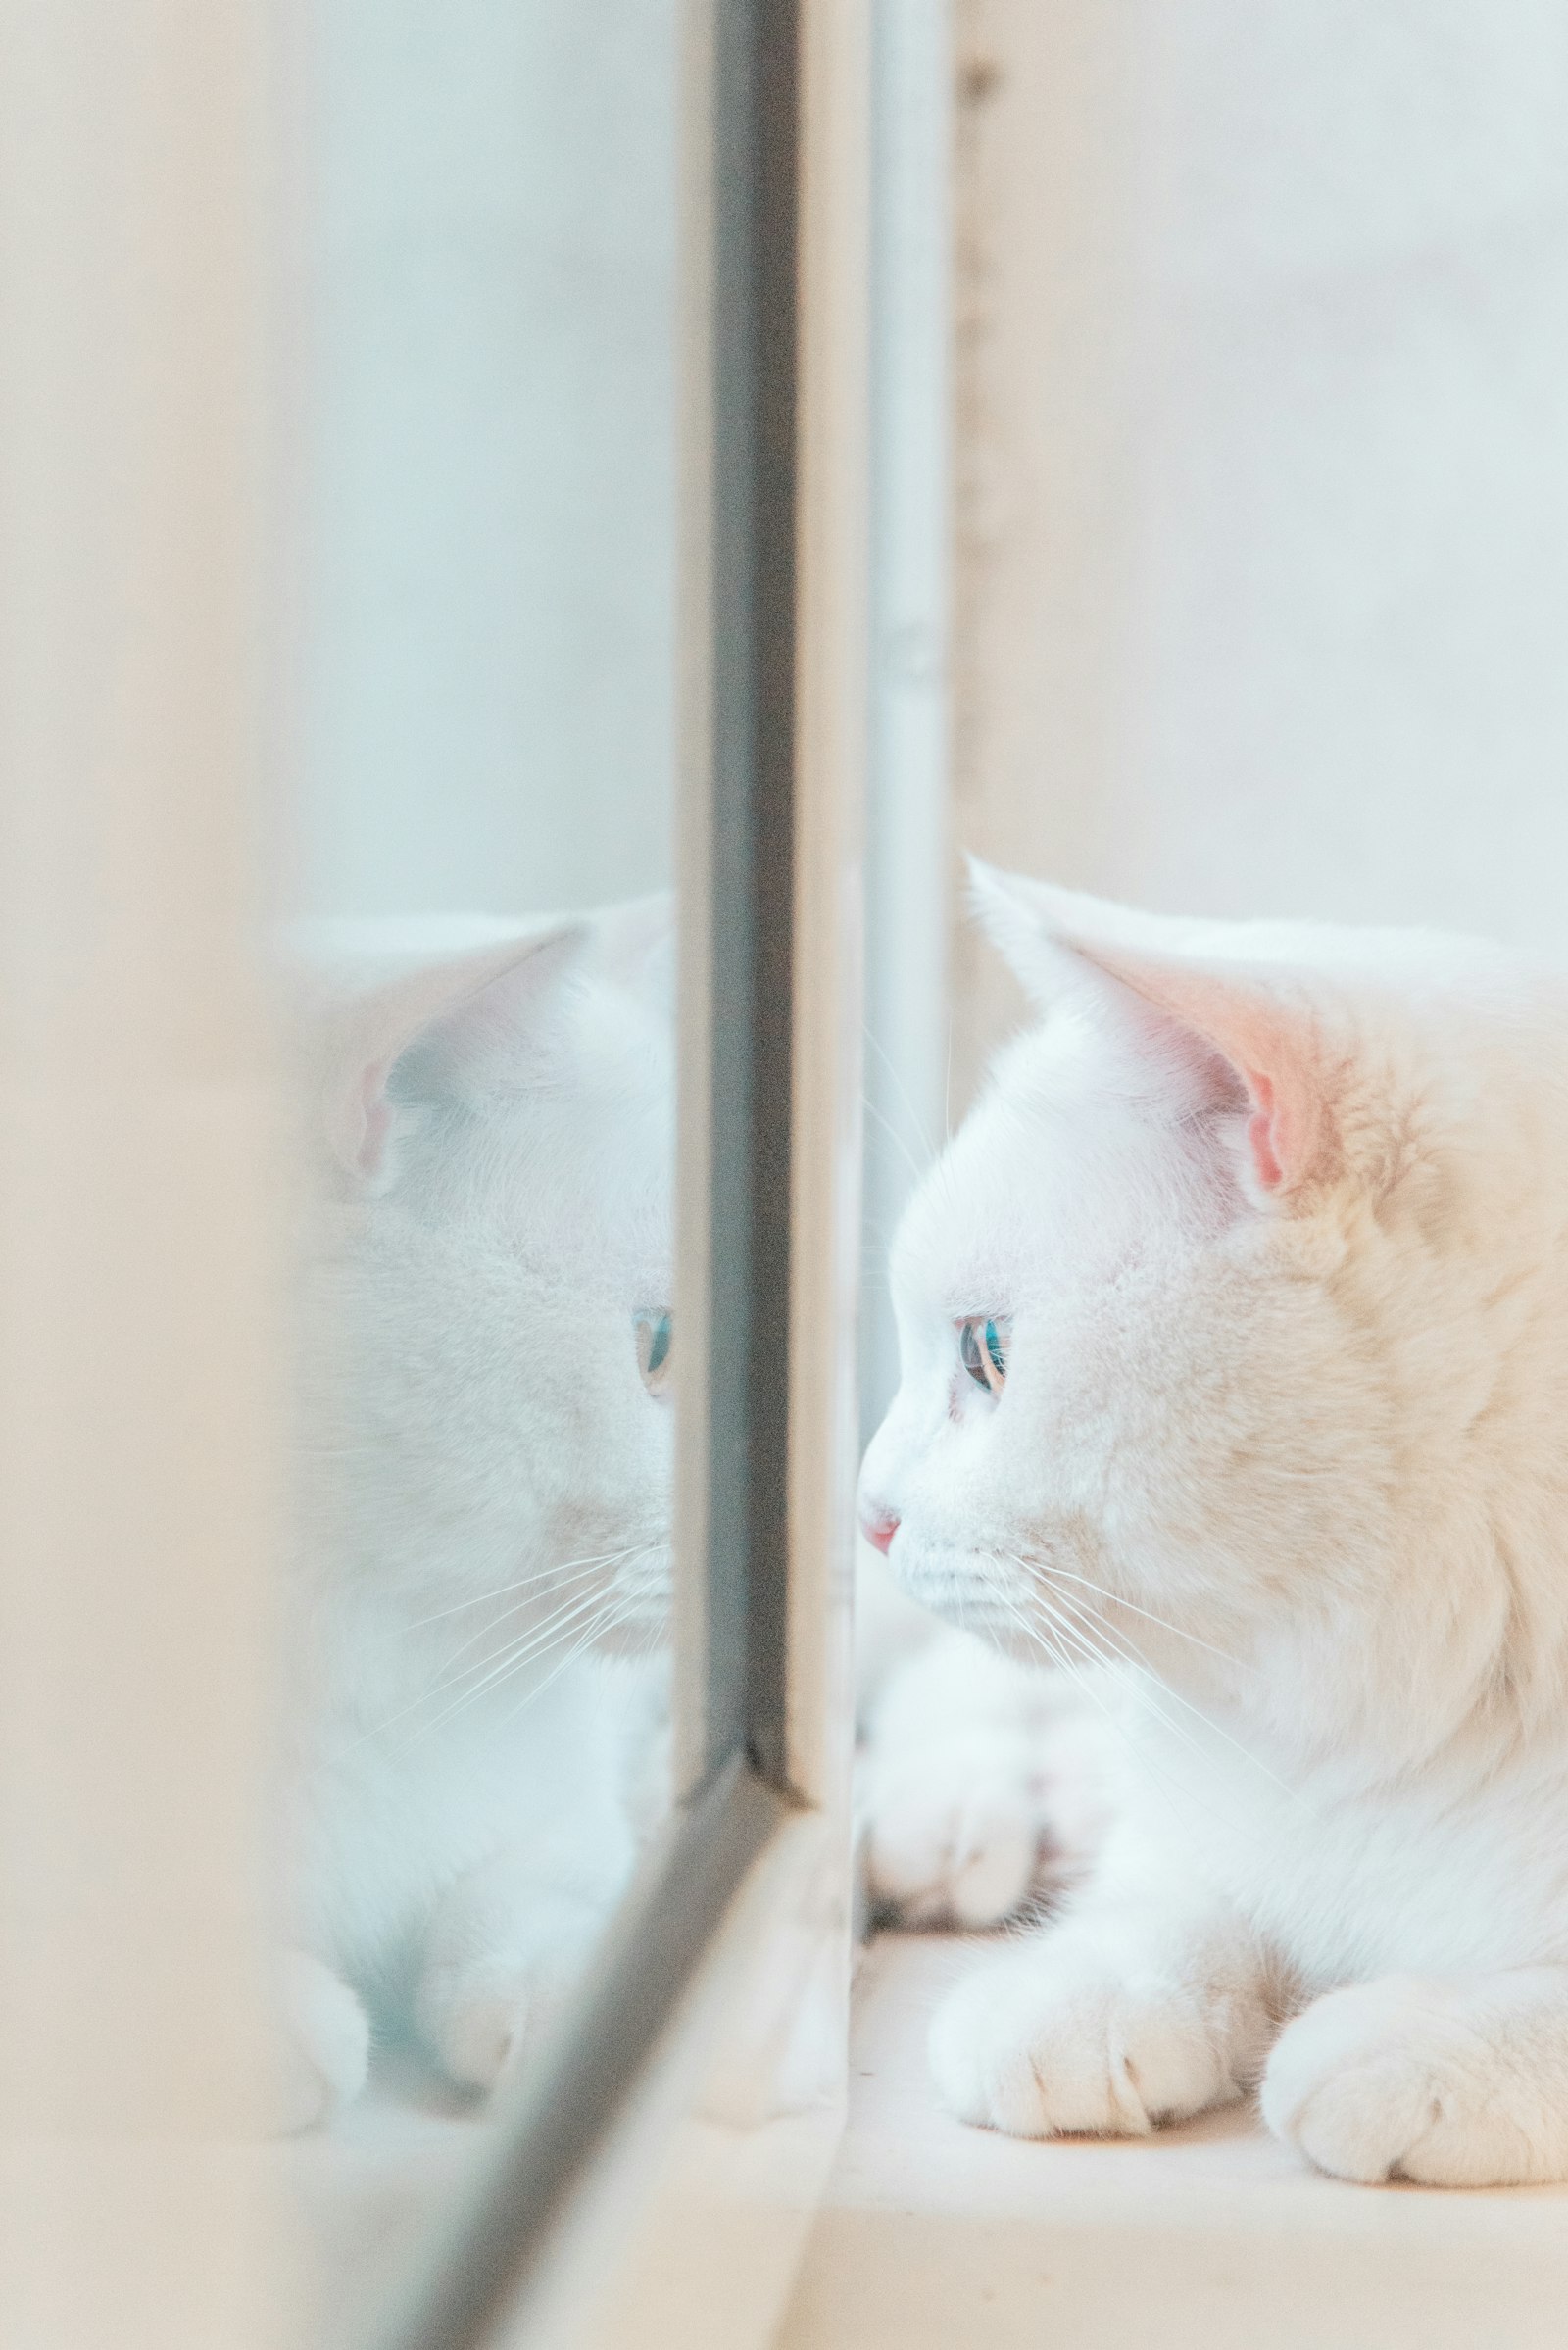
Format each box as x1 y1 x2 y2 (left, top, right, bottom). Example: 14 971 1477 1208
777 1934 1568 2350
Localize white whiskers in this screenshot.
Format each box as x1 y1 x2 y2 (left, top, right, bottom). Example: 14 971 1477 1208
337 1542 669 1755
405 1545 640 1629
995 1548 1317 1822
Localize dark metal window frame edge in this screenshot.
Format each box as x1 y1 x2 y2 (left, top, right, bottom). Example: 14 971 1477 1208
371 6 803 2343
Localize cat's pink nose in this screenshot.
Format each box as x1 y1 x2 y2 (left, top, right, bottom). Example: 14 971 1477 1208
860 1506 899 1555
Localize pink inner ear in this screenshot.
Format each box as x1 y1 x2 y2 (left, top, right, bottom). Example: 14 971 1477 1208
1080 954 1326 1196
1245 1071 1285 1192
971 883 1335 1200
318 922 588 1189
1125 966 1325 1195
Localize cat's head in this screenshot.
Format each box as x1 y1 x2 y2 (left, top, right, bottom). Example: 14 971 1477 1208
293 902 674 1661
859 868 1568 1745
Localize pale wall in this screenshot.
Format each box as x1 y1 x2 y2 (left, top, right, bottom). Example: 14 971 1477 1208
952 0 1568 1096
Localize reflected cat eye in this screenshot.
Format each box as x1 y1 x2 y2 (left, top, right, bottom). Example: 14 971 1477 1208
958 1315 1009 1395
635 1308 673 1395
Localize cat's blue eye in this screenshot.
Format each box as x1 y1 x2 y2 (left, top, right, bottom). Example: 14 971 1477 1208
958 1315 1008 1396
635 1309 673 1394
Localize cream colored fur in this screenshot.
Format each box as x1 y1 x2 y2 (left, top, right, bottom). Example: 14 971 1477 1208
860 868 1568 2186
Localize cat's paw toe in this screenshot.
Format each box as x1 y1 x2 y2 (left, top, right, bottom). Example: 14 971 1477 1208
865 1737 1045 1930
928 1945 1232 2140
1261 1976 1541 2187
427 1978 536 2094
278 1951 370 2132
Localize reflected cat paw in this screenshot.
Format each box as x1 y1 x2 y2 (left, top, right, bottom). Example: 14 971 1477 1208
278 1949 370 2132
427 1979 537 2094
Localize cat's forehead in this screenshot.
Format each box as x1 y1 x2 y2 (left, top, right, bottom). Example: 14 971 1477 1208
466 1154 672 1309
893 1038 1103 1302
562 965 674 1093
515 971 674 1160
430 977 673 1282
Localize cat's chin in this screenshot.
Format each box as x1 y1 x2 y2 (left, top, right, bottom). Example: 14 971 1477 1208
591 1611 668 1659
886 1557 1043 1661
958 1612 1057 1666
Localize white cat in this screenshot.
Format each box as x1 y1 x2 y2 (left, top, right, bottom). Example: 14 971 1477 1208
859 865 1568 2187
277 904 673 2130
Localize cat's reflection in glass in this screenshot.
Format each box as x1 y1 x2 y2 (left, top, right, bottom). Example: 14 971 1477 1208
277 899 674 2129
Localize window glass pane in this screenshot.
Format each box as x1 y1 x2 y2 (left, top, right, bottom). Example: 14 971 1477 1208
276 5 681 2332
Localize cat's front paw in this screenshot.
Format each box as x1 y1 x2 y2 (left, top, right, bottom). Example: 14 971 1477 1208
278 1949 370 2132
862 1689 1108 1932
425 1975 536 2094
417 1872 614 2094
417 1948 577 2093
929 1941 1246 2139
1261 1975 1558 2187
864 1728 1049 1930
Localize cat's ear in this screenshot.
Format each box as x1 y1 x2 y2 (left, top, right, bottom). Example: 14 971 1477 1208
321 924 588 1191
589 890 674 1015
969 861 1334 1201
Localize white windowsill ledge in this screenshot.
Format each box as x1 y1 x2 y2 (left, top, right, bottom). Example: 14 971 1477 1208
776 1934 1568 2350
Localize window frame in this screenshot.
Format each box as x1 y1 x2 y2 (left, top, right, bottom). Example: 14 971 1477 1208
370 2 866 2341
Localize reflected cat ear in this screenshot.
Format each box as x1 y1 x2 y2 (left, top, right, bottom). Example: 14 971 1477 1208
589 890 674 1013
968 861 1334 1201
320 924 588 1190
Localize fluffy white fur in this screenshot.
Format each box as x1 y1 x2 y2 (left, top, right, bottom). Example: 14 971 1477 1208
277 906 672 2128
857 1553 1109 1930
859 866 1568 2186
